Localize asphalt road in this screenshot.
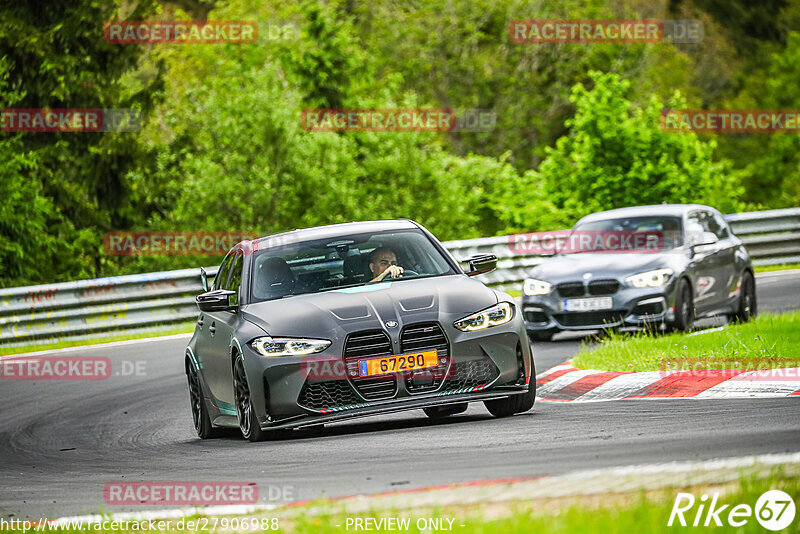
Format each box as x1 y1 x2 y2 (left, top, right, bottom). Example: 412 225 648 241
1 270 799 519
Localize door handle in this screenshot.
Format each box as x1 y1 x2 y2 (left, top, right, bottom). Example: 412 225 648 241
209 322 216 336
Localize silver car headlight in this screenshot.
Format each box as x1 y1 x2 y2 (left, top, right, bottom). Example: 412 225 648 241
250 336 331 357
625 268 673 288
454 302 514 332
523 278 552 296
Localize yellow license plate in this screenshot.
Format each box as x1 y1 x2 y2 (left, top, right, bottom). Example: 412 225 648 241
358 350 439 377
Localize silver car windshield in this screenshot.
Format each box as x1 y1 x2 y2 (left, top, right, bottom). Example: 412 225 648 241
249 229 456 302
563 216 684 253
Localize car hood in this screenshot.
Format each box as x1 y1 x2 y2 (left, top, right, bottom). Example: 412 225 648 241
529 253 683 284
241 274 498 339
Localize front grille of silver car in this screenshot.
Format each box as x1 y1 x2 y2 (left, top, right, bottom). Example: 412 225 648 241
400 322 450 393
556 282 585 297
557 279 620 297
588 279 620 295
343 330 398 400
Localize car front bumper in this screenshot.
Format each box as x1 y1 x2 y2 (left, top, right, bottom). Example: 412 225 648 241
522 279 679 333
238 315 533 430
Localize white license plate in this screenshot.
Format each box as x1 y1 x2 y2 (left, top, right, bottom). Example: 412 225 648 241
563 297 613 312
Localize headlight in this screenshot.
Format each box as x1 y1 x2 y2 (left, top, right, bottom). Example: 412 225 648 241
454 302 514 332
523 278 551 296
249 336 331 357
625 268 673 288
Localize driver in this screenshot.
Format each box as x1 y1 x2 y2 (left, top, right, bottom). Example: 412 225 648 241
369 247 404 282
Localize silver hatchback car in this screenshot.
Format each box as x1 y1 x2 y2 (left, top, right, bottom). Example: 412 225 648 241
521 204 756 341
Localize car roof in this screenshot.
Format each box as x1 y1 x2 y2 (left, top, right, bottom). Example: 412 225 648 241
575 204 716 225
249 219 420 249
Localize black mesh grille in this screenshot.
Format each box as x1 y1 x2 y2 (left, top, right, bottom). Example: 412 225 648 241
632 300 665 316
553 311 625 327
343 330 397 400
524 310 548 323
556 282 585 297
588 279 620 295
441 357 499 393
298 380 360 410
401 322 449 393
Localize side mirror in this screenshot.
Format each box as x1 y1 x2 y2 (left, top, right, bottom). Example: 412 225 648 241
200 267 210 292
691 231 719 248
196 289 236 312
462 254 498 277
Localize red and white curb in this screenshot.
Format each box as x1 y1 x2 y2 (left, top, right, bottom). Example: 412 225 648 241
536 363 800 402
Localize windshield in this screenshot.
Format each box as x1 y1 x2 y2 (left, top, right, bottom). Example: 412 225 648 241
562 216 684 254
249 229 456 302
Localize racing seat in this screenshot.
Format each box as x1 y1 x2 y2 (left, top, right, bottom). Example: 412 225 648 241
255 256 300 299
342 255 370 284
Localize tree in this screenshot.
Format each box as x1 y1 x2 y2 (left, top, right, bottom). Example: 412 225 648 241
722 31 800 208
0 0 160 284
535 71 742 224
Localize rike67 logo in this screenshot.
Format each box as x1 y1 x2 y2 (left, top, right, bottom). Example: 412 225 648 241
668 490 796 530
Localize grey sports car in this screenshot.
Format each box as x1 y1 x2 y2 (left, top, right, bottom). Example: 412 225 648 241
185 220 535 441
522 204 756 341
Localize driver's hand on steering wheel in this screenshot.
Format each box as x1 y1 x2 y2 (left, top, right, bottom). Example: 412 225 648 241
376 265 404 281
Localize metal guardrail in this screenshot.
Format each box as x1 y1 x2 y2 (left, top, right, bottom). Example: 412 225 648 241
0 268 217 347
1 208 798 346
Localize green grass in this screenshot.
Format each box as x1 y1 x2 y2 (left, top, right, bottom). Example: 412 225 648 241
754 263 800 273
572 312 800 372
441 472 800 534
0 322 195 357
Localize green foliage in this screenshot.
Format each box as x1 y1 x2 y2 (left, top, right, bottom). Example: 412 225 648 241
535 71 743 224
1 0 798 288
354 0 696 172
0 0 158 285
722 31 800 208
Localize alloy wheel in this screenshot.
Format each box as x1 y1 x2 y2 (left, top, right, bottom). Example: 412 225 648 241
233 357 252 438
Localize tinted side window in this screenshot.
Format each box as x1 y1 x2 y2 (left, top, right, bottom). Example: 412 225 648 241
688 210 729 241
712 213 730 239
227 251 243 306
703 211 724 238
213 252 234 291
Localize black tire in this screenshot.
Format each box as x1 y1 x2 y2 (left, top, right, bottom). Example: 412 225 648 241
233 354 270 442
484 387 536 418
187 361 224 439
423 403 468 418
669 278 695 332
731 271 757 323
527 330 554 342
484 357 536 418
